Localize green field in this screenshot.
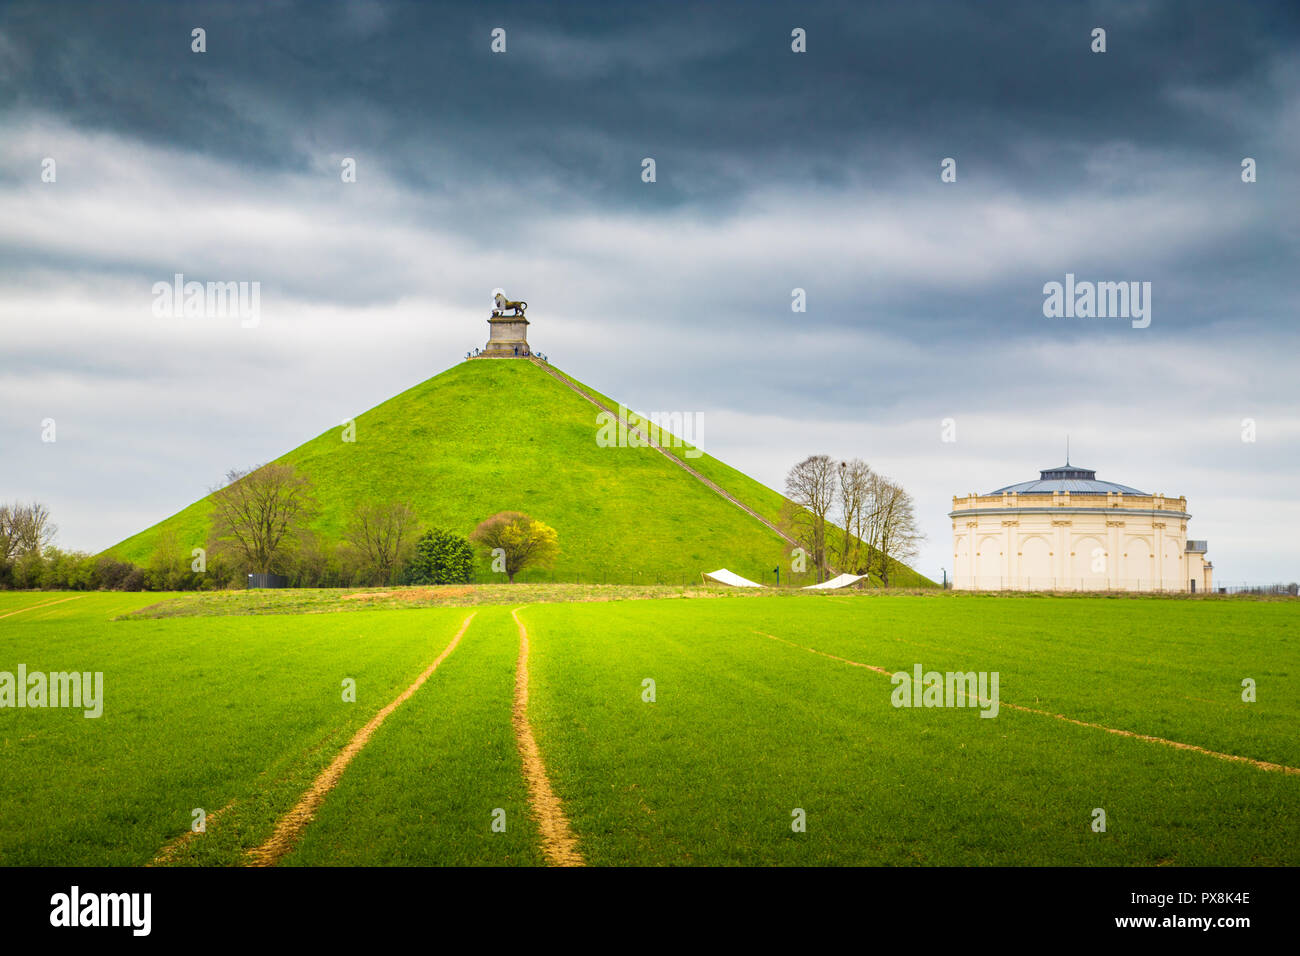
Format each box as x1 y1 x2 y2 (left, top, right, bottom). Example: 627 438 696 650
1 590 1295 866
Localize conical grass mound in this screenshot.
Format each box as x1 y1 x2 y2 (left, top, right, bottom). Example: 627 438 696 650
107 359 933 586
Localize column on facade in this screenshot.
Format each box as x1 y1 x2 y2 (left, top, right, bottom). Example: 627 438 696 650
1002 520 1014 589
1055 519 1067 589
1106 520 1121 590
1153 520 1165 592
967 517 978 587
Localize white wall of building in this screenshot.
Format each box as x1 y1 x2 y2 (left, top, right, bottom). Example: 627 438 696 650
950 490 1212 592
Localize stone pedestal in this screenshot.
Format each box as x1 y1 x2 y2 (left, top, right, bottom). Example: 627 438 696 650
480 314 530 357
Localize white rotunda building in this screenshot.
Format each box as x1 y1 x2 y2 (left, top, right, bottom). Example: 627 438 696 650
950 461 1212 592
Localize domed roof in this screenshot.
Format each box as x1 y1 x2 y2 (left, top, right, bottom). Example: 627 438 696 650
989 463 1147 496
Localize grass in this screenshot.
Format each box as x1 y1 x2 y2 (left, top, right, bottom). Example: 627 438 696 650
2 590 1295 866
118 583 752 619
0 593 475 865
285 606 545 866
118 581 1292 621
104 360 937 586
538 362 931 587
737 595 1300 767
524 597 1300 865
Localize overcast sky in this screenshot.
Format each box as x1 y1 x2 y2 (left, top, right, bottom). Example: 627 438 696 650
2 0 1297 583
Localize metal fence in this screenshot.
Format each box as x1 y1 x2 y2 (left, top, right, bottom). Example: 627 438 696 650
247 573 289 589
956 576 1298 595
1212 582 1299 596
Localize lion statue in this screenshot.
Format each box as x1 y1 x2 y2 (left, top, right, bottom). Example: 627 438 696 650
493 292 527 317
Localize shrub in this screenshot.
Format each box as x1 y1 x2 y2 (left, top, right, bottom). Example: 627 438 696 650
401 529 474 585
95 556 136 590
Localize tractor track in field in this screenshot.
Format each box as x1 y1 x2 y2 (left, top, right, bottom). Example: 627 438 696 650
148 799 237 866
0 595 86 620
245 611 476 867
150 724 352 865
511 607 585 867
756 630 1300 776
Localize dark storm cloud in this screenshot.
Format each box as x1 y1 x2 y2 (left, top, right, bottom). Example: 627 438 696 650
3 0 1294 339
4 1 1295 194
3 0 1295 335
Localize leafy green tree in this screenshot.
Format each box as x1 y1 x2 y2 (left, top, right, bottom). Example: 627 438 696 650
11 550 46 589
401 528 474 585
146 529 197 591
40 548 97 591
469 512 559 583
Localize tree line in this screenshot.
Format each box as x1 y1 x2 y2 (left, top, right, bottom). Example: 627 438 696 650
781 455 923 585
0 462 559 591
5 456 919 591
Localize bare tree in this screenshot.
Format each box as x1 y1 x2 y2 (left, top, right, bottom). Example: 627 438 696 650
208 463 318 575
872 477 923 587
783 455 838 580
835 459 873 573
344 500 419 585
0 504 17 562
0 502 57 559
862 473 890 577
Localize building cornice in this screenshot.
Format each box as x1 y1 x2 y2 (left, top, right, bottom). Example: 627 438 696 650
948 507 1191 521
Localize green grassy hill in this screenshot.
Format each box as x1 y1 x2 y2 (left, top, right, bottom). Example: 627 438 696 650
106 359 934 586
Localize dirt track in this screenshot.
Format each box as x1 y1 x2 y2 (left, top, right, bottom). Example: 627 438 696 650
511 607 585 866
246 611 477 866
757 630 1300 776
0 596 85 619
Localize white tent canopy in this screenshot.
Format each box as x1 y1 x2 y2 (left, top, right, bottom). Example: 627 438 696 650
702 568 766 588
802 573 869 591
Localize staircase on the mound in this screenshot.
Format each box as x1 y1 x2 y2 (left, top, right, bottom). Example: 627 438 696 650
529 357 798 547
